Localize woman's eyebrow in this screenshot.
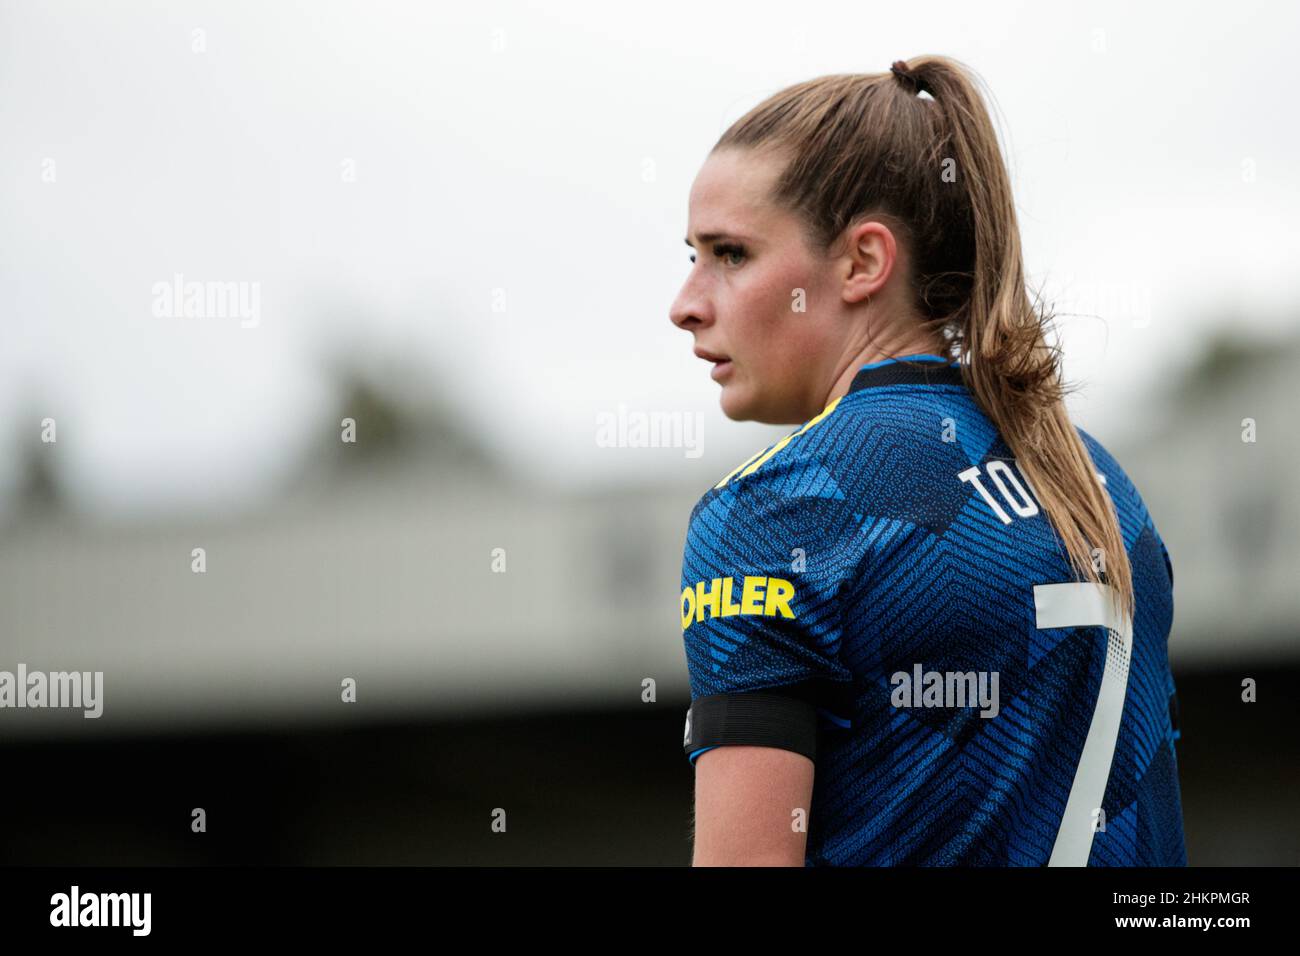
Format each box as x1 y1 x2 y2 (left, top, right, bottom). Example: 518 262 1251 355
684 231 752 247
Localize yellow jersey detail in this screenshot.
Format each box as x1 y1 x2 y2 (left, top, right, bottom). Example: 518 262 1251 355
713 396 842 489
712 446 769 490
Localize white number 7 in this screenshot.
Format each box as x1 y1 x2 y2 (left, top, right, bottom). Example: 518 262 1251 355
1034 582 1133 867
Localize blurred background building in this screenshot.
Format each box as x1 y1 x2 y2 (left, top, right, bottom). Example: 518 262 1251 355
1 0 1296 865
1 333 1296 865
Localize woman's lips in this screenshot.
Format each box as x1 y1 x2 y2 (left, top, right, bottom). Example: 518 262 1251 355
694 348 732 382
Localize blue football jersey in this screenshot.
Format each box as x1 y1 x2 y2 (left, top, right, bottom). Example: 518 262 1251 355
680 353 1186 866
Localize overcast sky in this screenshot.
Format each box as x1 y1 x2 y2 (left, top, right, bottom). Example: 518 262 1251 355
2 0 1297 515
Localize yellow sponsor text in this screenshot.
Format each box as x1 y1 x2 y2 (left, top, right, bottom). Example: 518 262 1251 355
680 576 796 629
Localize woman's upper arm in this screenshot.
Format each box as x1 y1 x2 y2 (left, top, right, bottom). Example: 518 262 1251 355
691 745 814 866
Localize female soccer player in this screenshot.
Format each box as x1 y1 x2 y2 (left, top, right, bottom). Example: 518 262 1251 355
670 56 1186 866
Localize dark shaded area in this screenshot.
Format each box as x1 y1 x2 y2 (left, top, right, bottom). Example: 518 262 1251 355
1 704 695 867
1173 665 1300 867
1 666 1294 866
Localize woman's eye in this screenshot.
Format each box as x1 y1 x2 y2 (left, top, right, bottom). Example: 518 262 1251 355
686 244 745 267
714 243 746 265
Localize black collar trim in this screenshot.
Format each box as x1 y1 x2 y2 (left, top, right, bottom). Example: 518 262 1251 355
847 359 965 393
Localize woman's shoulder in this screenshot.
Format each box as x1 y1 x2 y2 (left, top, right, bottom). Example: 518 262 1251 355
1074 425 1130 489
686 426 863 543
1073 424 1162 534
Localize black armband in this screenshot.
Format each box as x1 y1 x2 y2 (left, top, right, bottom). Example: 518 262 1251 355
683 690 820 765
683 678 855 766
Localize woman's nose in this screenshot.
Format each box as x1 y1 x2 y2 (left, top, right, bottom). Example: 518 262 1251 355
670 284 710 330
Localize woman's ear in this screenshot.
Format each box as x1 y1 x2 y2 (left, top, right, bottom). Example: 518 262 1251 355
841 220 898 305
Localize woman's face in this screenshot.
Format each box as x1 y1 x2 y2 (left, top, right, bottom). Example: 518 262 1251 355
670 147 854 425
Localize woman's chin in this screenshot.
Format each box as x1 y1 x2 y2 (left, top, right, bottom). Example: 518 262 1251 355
720 387 808 426
719 386 764 422
717 386 744 419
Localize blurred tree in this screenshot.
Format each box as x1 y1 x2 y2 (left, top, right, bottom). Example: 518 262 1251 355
316 353 496 476
1187 331 1284 390
3 406 65 522
13 438 62 514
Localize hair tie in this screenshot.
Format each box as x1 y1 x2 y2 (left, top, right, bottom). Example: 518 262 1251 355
890 59 928 96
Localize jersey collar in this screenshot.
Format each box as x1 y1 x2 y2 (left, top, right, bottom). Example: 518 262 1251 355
847 353 964 393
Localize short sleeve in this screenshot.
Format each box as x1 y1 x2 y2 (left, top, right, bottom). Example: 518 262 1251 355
679 462 857 764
